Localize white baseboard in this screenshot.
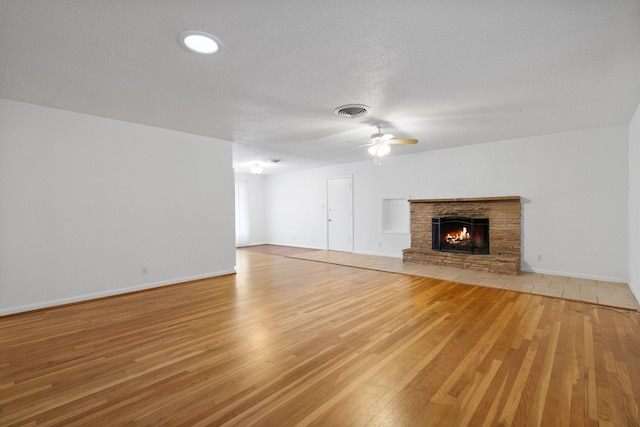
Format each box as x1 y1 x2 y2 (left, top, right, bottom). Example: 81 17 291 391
0 269 236 317
264 242 327 251
236 242 267 247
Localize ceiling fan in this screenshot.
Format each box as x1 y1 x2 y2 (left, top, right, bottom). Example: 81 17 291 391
360 123 418 164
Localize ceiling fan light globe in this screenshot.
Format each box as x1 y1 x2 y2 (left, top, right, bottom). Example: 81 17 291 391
377 144 391 156
369 144 391 157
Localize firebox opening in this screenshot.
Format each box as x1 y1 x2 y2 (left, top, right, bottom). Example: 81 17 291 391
432 217 489 254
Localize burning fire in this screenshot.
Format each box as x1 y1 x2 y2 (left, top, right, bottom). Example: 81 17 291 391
446 227 470 244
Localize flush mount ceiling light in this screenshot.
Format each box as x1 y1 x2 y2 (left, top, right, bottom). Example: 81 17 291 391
250 164 263 175
179 30 222 54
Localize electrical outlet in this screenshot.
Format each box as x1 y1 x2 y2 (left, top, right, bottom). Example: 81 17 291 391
142 266 148 275
537 255 542 262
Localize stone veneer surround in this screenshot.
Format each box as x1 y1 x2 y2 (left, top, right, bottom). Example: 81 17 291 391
402 196 521 275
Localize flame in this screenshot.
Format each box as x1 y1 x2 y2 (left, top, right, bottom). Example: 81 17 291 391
446 227 470 243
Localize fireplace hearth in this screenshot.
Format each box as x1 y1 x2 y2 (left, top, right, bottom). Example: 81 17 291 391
432 217 489 254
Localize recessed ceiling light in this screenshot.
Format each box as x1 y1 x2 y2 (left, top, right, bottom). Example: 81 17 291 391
179 30 222 54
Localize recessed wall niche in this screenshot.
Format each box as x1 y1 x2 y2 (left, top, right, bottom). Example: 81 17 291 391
381 197 409 234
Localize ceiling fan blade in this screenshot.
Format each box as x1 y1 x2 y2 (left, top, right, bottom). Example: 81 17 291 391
347 141 375 148
388 138 418 145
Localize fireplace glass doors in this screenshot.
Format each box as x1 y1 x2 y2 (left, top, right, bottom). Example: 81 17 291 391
432 217 489 254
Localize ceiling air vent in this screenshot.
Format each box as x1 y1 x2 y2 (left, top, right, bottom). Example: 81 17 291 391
333 104 371 119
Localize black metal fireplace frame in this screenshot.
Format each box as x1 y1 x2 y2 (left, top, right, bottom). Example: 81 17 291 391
432 217 490 254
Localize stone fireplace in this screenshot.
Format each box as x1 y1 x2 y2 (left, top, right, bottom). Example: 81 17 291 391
403 196 521 275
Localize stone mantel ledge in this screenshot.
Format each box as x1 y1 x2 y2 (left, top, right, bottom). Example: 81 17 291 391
408 196 521 204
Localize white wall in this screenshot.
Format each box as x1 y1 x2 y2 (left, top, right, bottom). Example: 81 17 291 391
265 171 330 249
629 103 640 300
0 99 236 315
234 172 266 246
265 125 629 282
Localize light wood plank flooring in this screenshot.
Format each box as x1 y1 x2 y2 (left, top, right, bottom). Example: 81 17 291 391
1 248 640 426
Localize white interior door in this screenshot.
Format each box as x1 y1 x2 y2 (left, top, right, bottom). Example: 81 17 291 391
327 177 353 252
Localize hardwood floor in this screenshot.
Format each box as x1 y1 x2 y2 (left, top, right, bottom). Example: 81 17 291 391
2 249 640 426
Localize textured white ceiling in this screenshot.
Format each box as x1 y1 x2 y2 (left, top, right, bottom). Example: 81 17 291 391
1 1 639 174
